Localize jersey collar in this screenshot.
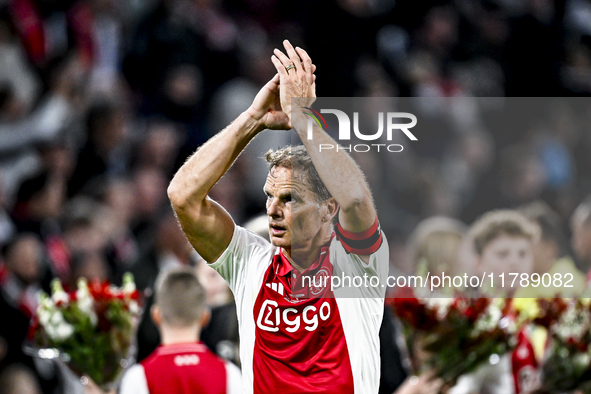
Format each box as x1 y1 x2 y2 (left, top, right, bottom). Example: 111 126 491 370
274 233 335 278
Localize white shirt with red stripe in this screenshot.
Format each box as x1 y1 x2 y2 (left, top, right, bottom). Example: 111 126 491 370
209 219 388 394
119 342 242 394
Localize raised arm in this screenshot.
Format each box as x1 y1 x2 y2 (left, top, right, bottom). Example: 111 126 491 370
167 74 291 263
271 40 376 234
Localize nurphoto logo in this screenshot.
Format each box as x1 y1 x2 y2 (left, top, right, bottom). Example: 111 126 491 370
304 107 417 153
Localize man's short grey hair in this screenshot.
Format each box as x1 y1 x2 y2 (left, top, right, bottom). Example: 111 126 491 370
264 145 332 202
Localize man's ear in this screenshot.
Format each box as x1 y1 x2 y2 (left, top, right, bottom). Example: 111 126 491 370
151 305 162 327
323 198 338 222
199 307 211 329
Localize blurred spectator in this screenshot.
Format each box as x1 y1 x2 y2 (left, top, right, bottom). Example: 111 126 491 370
10 171 69 281
520 200 569 273
36 138 75 182
570 195 591 279
123 0 239 141
132 208 196 362
62 197 110 256
197 258 239 366
0 364 42 394
451 210 540 394
516 201 585 297
0 78 74 204
406 216 468 282
130 166 168 239
8 0 95 81
0 182 16 248
462 143 547 224
132 118 183 176
11 171 65 234
132 208 193 290
61 194 136 284
69 251 110 286
85 0 126 96
0 9 41 120
244 214 269 240
0 234 56 393
498 145 547 207
68 99 129 196
470 209 540 297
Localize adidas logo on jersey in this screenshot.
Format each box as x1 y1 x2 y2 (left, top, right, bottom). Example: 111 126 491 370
265 282 284 296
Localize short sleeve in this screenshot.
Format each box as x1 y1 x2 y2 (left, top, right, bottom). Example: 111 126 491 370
225 361 243 394
208 225 273 296
119 364 149 394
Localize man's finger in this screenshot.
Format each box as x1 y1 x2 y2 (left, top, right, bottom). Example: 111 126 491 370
283 40 303 75
271 55 289 79
295 47 313 70
268 73 280 88
295 46 313 84
273 48 295 73
262 73 281 96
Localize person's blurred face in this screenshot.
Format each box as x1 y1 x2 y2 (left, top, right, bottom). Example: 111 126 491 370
264 166 325 253
532 238 559 275
571 212 591 268
105 180 135 225
478 234 534 279
133 167 167 217
7 236 43 285
156 214 191 258
29 179 65 220
196 263 230 307
73 253 109 284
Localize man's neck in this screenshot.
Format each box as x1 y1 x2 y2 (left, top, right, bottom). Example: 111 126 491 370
282 226 333 271
160 325 201 346
282 249 314 272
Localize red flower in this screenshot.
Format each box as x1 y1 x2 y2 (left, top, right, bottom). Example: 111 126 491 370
464 298 491 323
27 316 39 341
535 298 568 328
89 280 115 301
392 288 439 330
129 289 141 301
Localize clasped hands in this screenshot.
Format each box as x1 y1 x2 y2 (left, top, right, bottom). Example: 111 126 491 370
247 39 316 132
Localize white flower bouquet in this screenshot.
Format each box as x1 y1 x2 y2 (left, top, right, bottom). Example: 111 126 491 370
27 274 142 390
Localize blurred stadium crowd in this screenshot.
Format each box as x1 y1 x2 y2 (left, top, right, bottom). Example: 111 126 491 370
1 0 591 393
